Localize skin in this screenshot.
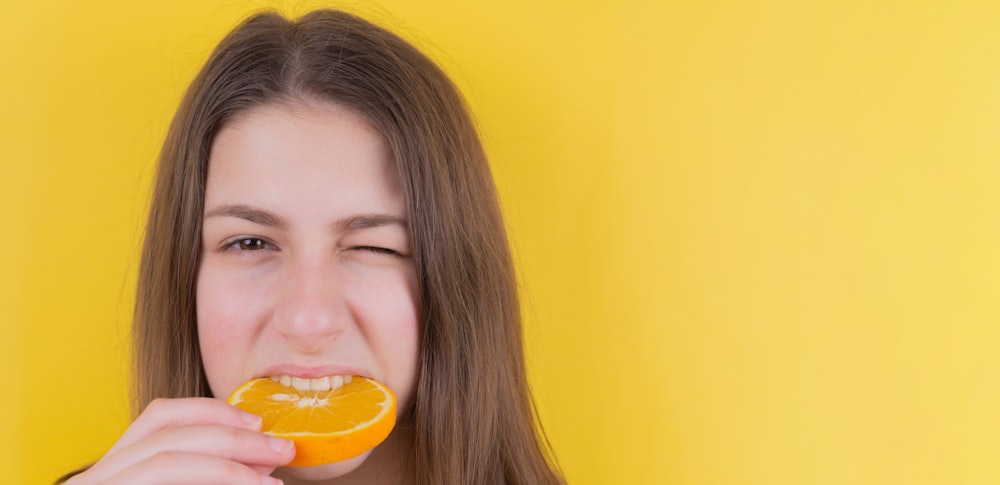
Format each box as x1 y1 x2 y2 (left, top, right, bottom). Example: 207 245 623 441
72 100 420 484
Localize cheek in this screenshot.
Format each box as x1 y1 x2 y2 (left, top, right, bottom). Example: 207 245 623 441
196 265 268 397
348 266 421 407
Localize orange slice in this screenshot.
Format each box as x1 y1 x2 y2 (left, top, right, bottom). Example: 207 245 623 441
227 376 396 466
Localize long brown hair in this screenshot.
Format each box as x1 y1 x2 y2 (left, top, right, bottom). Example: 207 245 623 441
130 9 561 484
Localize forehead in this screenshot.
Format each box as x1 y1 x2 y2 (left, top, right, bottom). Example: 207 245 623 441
204 101 405 222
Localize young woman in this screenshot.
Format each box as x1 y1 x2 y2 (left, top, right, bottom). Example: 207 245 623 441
62 9 563 485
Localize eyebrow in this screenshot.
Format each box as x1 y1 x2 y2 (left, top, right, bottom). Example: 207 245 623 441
204 204 286 228
337 213 407 232
203 204 406 233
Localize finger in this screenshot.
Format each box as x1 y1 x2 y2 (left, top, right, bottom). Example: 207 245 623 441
251 465 278 475
102 451 282 485
86 425 294 483
109 398 262 455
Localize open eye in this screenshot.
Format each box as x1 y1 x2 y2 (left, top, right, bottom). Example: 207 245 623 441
223 237 277 252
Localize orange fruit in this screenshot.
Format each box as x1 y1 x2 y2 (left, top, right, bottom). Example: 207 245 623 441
227 376 396 466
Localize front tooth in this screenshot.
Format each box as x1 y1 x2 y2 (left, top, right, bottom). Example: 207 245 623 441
270 376 280 382
311 376 331 391
344 375 353 384
291 376 310 391
331 375 344 389
279 375 292 387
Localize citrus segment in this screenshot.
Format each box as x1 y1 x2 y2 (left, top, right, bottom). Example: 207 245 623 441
227 376 396 466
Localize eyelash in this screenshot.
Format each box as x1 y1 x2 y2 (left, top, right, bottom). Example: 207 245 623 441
353 246 402 257
220 238 401 257
222 237 277 253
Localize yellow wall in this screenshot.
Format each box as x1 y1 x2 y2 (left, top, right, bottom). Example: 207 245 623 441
4 1 1000 484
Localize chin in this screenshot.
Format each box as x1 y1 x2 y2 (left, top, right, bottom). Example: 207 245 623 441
277 450 373 481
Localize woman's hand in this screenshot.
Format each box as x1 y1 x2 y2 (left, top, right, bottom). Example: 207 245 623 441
66 397 294 484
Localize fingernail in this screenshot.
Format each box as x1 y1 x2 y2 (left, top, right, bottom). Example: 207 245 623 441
241 411 263 429
261 476 282 485
268 436 294 453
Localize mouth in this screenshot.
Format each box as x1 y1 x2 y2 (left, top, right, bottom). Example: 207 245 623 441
268 374 355 392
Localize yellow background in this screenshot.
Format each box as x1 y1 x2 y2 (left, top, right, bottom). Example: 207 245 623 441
3 1 1000 484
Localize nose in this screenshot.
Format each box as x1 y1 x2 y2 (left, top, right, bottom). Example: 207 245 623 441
272 258 349 353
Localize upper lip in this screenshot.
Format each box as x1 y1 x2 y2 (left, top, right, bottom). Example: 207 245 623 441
256 363 370 380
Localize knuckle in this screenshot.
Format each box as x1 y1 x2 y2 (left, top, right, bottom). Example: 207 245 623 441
148 424 177 443
224 425 256 447
144 397 170 415
147 450 182 469
221 459 255 480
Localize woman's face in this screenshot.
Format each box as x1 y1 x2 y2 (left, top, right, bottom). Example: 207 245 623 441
196 100 420 478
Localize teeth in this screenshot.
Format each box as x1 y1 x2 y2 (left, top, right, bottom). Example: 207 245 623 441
270 374 356 392
310 376 331 391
